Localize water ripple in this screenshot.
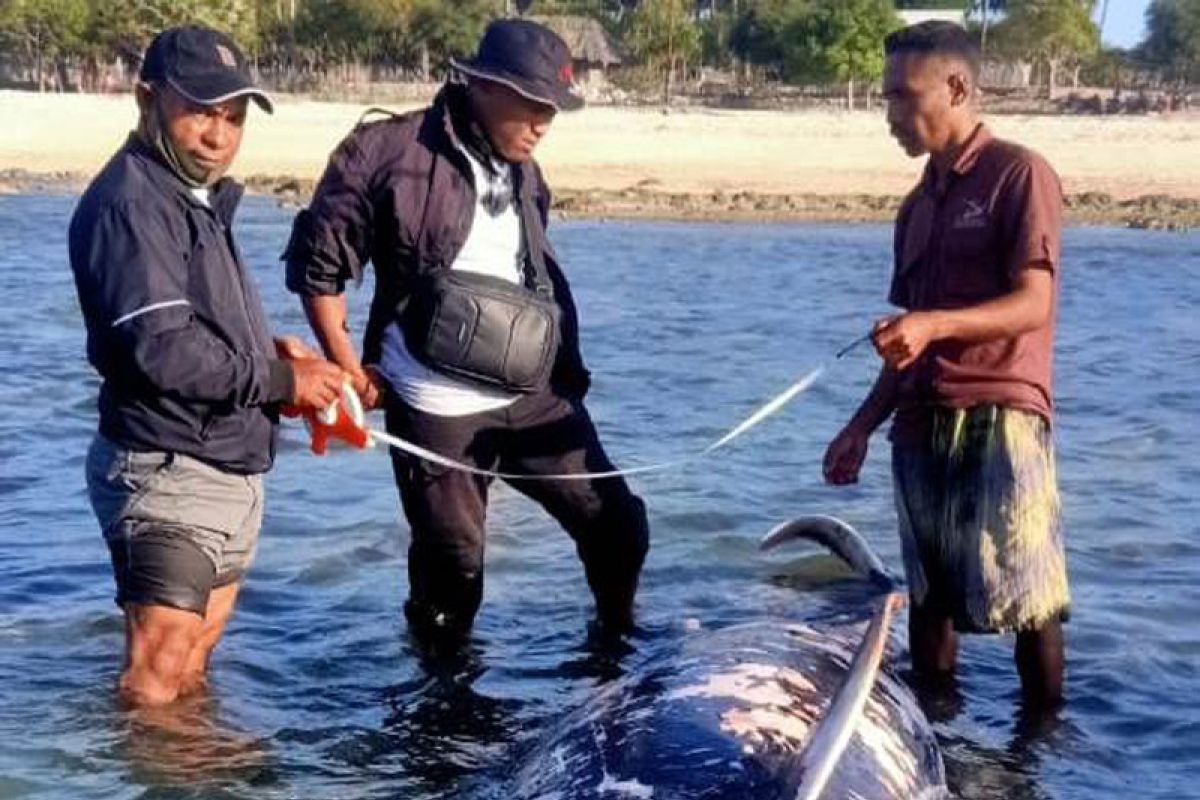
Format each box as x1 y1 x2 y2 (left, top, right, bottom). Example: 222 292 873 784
1 197 1198 798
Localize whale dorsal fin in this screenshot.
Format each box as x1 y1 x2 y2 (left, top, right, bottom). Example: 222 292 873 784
787 591 905 800
759 516 904 798
760 515 896 592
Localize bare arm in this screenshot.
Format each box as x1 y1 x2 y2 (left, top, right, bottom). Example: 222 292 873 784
283 128 383 409
874 267 1054 371
823 366 900 485
845 365 901 437
301 294 382 409
936 267 1053 341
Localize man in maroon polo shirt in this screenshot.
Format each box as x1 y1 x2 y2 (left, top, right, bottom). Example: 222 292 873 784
823 22 1070 708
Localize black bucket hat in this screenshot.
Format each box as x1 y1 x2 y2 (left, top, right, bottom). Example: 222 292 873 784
140 25 274 114
450 19 584 112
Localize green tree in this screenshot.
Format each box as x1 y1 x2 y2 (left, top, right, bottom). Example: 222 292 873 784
292 0 401 63
1142 0 1200 84
407 0 493 77
89 0 258 62
696 0 740 71
781 0 900 107
894 0 966 7
731 0 899 102
729 0 795 77
519 0 611 13
991 0 1099 97
0 0 89 90
1077 44 1128 88
625 0 700 103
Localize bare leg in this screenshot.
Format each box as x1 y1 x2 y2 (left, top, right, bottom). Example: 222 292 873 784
909 604 958 678
1015 619 1064 708
120 604 204 707
179 582 241 697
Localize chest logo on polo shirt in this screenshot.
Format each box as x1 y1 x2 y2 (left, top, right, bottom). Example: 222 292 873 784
952 198 989 230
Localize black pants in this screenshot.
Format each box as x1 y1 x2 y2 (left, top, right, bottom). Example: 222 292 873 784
385 390 650 638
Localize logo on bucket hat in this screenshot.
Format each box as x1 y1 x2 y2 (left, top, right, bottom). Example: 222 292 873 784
450 19 584 112
140 25 274 114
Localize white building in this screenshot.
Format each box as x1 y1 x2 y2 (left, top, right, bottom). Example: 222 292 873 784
897 9 968 27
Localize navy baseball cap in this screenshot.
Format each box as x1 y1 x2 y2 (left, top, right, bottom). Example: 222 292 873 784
139 25 274 114
450 19 584 112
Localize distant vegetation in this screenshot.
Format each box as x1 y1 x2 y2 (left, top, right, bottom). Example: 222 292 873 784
0 0 1196 101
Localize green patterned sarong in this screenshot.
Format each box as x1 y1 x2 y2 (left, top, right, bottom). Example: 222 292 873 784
892 405 1071 633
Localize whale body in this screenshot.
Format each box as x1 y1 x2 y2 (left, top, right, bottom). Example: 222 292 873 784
510 516 948 800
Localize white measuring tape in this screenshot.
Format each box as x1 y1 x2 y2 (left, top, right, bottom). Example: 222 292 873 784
309 334 871 482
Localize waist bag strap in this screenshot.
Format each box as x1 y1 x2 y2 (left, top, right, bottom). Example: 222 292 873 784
399 160 561 393
514 165 554 300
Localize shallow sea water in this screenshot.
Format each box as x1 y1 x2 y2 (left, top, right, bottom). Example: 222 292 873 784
1 194 1198 798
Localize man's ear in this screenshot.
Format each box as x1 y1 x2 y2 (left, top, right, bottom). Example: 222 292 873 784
947 69 973 108
134 81 155 114
133 82 157 137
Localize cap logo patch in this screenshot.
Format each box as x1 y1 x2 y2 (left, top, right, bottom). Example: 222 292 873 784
558 63 574 85
215 44 237 68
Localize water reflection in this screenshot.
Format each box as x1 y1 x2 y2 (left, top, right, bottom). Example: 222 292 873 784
374 640 518 793
921 681 1083 800
907 668 966 725
116 692 278 792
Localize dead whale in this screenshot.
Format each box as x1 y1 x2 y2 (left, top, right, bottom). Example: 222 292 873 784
509 515 947 800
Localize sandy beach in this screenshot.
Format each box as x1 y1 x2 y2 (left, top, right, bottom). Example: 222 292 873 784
3 90 1199 226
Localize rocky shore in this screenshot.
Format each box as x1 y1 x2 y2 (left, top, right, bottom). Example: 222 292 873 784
5 168 1196 230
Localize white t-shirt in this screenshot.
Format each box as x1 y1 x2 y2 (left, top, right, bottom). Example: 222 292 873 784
378 144 524 416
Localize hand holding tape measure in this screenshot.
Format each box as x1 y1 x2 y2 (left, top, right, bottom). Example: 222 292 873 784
281 333 874 481
282 381 372 455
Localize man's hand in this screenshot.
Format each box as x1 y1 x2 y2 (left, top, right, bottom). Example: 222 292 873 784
276 335 346 409
285 357 346 411
823 426 870 485
351 365 385 411
275 334 381 410
872 312 943 371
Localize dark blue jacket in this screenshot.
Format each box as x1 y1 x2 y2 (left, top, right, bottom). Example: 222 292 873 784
69 135 293 474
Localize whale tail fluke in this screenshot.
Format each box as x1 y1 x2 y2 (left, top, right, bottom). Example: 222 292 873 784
759 514 897 593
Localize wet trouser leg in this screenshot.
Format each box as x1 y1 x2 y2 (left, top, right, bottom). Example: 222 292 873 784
500 393 649 631
385 391 649 637
386 399 499 640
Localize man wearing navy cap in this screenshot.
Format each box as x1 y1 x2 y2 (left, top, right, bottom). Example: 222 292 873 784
69 25 345 706
285 19 650 645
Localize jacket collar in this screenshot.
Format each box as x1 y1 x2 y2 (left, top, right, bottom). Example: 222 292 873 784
443 83 501 170
124 132 244 226
426 85 537 205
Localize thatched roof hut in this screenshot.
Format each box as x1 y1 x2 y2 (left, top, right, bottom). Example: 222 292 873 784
530 16 623 69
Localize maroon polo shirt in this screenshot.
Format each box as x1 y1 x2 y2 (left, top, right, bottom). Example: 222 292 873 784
888 124 1063 444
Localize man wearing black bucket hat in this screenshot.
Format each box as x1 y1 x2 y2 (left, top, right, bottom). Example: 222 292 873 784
69 26 345 706
285 19 649 645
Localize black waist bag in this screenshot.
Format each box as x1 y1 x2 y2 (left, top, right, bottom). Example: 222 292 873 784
403 269 561 393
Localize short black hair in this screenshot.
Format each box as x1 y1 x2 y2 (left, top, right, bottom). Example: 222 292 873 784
884 21 981 78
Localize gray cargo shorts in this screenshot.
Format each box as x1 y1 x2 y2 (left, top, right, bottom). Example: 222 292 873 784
85 434 263 615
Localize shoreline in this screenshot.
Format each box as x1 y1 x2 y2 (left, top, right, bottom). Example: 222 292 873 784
5 90 1200 231
3 168 1195 229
